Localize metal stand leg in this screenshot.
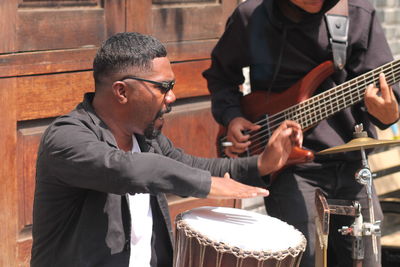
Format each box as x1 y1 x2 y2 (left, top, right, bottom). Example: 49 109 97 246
315 124 382 267
353 124 381 263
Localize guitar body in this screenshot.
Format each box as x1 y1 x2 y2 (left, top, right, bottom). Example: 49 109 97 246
217 61 336 166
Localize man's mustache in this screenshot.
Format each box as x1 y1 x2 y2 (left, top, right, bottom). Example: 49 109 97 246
156 105 172 119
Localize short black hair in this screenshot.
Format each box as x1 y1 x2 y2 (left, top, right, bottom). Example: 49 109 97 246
93 32 167 84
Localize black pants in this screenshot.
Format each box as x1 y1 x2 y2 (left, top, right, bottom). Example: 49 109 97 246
265 161 383 267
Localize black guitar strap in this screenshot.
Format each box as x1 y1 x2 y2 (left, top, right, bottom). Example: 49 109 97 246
325 0 349 70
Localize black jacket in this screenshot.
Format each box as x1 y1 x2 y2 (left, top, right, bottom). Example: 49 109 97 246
31 93 264 267
203 0 399 161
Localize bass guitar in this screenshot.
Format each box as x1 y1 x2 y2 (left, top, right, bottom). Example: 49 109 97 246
217 59 400 165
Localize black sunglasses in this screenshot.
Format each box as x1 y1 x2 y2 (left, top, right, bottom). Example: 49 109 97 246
121 75 175 94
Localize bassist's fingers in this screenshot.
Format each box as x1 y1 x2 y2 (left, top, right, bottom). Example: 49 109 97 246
379 73 391 102
225 147 239 158
364 84 382 106
365 83 378 96
283 120 301 128
291 127 303 147
248 123 261 131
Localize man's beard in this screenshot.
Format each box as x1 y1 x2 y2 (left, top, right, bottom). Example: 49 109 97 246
144 105 172 139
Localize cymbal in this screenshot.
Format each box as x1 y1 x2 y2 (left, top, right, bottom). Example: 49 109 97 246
317 137 400 155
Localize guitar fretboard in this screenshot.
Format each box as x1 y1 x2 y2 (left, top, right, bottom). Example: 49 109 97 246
286 59 400 129
247 59 400 155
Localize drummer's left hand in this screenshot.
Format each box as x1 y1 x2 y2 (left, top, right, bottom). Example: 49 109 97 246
365 72 399 124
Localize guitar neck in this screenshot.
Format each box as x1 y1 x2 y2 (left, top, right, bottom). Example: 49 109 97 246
280 59 400 130
232 59 400 157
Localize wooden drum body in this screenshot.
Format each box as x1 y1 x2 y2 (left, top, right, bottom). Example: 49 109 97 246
174 206 306 267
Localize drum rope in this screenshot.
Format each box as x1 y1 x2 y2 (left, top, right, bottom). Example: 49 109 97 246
176 220 307 262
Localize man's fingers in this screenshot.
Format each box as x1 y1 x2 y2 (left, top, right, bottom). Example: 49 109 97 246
208 176 269 199
275 120 303 146
231 131 250 143
225 149 239 158
224 141 249 157
281 120 302 130
365 83 378 98
290 127 303 147
232 184 269 198
366 73 394 103
232 141 251 151
246 122 262 132
379 73 391 101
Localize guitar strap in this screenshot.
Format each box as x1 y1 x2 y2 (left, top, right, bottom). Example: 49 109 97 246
325 0 349 70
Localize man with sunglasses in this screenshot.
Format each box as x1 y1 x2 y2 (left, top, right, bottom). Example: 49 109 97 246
30 32 302 267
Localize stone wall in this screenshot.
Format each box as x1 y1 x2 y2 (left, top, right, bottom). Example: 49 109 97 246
371 0 400 59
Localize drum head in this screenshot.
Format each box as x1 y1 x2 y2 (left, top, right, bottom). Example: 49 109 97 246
177 206 306 258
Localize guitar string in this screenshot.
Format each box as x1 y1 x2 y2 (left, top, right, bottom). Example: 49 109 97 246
233 61 400 155
219 61 400 153
247 66 400 155
263 61 400 133
248 66 400 155
246 64 400 144
223 70 400 156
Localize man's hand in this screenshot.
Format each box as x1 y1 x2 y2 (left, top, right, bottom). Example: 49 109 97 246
257 120 303 175
365 72 399 124
207 173 269 199
225 117 261 158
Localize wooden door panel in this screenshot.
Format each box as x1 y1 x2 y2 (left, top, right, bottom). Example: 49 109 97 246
16 122 48 266
19 0 98 7
153 5 225 42
163 100 219 157
17 122 50 230
15 0 126 53
17 8 105 51
0 48 96 77
165 39 216 61
0 77 19 266
128 0 237 41
172 60 210 98
17 71 94 121
0 1 17 54
16 119 57 266
127 0 238 99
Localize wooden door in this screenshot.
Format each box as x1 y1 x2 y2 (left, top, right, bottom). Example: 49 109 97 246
125 0 238 153
0 0 238 265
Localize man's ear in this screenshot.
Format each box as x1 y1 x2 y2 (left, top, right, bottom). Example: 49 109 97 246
112 81 128 104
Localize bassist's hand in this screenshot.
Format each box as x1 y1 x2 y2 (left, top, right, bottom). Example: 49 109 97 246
365 72 399 125
257 120 303 176
225 117 261 158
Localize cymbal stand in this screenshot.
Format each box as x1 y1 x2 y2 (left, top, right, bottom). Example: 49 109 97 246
339 124 381 266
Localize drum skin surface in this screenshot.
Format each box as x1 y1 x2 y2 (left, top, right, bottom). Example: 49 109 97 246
174 206 306 267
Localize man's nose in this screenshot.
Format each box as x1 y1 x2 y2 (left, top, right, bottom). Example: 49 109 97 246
164 89 176 103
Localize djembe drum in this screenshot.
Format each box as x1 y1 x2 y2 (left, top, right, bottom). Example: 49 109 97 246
174 206 306 267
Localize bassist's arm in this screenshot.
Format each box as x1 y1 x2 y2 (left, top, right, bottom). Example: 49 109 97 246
202 7 249 127
346 6 400 129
